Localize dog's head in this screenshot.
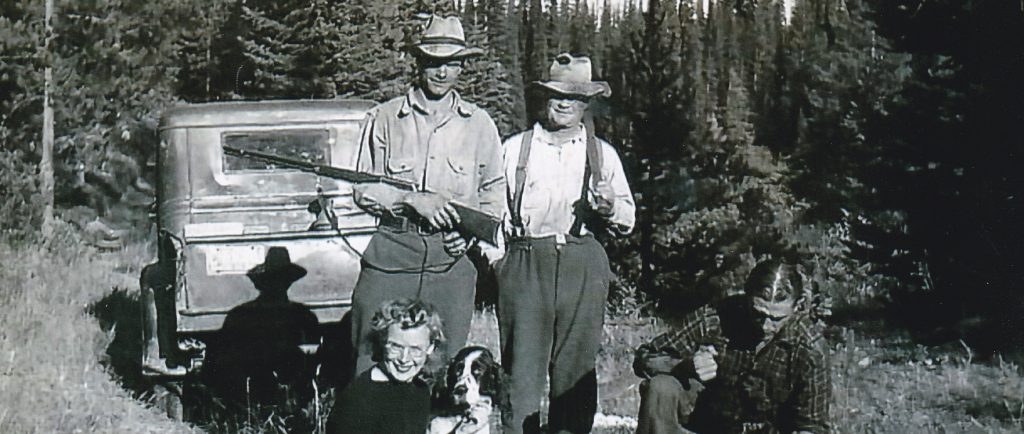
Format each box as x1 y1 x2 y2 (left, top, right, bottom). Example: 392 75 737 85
444 346 502 409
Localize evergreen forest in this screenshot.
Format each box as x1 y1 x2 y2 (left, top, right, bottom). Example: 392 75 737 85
2 0 1023 354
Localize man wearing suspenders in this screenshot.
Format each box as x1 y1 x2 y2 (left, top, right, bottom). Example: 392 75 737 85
492 53 636 434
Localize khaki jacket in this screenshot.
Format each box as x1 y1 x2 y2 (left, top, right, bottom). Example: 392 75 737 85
353 88 506 269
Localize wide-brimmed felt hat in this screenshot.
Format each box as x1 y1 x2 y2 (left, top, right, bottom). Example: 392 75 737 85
409 15 484 60
246 246 307 290
533 53 612 98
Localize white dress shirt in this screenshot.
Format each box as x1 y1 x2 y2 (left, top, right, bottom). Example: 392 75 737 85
502 122 636 239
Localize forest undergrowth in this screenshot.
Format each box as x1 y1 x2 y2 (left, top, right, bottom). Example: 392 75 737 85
1 236 1022 433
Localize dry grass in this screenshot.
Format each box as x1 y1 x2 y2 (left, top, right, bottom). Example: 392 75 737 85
1 234 1023 433
830 329 1024 433
0 231 192 433
474 311 1024 433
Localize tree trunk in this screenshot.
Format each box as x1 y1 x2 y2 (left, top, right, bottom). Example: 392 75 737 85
40 0 55 238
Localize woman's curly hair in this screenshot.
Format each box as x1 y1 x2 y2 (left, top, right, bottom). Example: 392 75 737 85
368 298 447 379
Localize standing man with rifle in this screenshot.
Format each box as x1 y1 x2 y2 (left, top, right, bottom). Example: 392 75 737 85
348 15 506 376
489 53 635 434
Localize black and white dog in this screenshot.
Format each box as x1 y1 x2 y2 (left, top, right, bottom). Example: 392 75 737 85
428 346 505 434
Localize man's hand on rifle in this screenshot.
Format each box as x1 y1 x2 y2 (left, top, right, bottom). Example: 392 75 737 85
401 192 461 230
442 231 469 257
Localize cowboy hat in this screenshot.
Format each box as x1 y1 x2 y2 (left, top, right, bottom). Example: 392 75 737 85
409 15 484 60
533 53 612 98
246 246 307 290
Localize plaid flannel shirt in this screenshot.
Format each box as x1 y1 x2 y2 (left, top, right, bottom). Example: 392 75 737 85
637 305 831 434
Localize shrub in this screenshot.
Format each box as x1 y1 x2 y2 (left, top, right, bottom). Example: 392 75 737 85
0 148 42 240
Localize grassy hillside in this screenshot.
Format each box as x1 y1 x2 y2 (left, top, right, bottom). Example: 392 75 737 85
0 230 191 433
0 234 1022 433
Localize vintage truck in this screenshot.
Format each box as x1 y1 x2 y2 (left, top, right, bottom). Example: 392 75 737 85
139 100 378 417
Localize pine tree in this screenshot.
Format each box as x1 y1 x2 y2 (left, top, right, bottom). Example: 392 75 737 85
325 0 452 102
460 0 521 135
0 0 203 232
787 0 910 220
601 0 693 296
480 0 526 131
236 0 307 98
521 0 548 85
649 68 826 313
176 0 234 101
591 0 614 77
546 0 566 56
521 0 551 123
291 0 345 98
567 0 597 54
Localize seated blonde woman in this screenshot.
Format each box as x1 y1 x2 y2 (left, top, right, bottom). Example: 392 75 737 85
327 298 445 434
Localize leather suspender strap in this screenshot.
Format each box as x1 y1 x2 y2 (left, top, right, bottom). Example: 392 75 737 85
584 112 603 186
510 129 534 229
569 113 603 236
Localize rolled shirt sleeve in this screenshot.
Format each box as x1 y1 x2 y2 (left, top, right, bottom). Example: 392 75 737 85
596 140 636 234
471 113 507 218
635 306 720 370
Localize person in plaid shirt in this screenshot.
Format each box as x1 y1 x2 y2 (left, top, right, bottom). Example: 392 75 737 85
633 260 831 434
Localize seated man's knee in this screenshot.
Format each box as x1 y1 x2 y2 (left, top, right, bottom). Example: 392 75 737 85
641 374 684 399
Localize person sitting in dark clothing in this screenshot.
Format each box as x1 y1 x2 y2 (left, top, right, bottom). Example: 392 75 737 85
633 260 831 434
327 298 446 434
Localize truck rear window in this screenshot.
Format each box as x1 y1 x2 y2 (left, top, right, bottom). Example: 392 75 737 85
223 129 330 172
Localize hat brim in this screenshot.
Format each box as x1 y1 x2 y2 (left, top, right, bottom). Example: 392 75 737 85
533 80 612 98
411 44 485 60
246 263 307 289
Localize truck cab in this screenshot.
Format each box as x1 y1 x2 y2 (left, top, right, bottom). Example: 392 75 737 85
140 100 377 386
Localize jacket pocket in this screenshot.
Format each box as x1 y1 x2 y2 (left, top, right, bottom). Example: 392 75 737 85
446 156 474 197
386 157 415 176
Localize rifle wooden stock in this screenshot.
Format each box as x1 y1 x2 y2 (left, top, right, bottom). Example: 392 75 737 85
223 146 501 244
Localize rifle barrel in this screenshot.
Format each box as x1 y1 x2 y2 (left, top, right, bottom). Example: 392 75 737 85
222 145 501 244
223 146 416 190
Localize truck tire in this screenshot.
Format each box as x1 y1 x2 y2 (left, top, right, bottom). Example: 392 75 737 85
151 382 184 421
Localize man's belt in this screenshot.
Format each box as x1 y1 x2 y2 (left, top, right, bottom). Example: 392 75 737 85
507 233 593 245
379 214 439 236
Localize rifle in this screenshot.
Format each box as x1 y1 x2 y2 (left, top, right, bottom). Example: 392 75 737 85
223 146 501 245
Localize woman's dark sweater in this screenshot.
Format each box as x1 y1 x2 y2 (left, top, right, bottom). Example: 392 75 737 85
326 368 431 434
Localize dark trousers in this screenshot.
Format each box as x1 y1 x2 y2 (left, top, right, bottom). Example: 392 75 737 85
636 375 691 434
350 254 476 376
497 235 610 434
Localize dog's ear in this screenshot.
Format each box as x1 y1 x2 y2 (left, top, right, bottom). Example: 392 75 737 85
464 348 509 416
445 356 462 389
488 360 511 416
476 349 504 398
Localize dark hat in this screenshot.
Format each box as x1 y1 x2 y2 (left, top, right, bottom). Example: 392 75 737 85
409 15 485 60
246 246 307 289
533 53 612 98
